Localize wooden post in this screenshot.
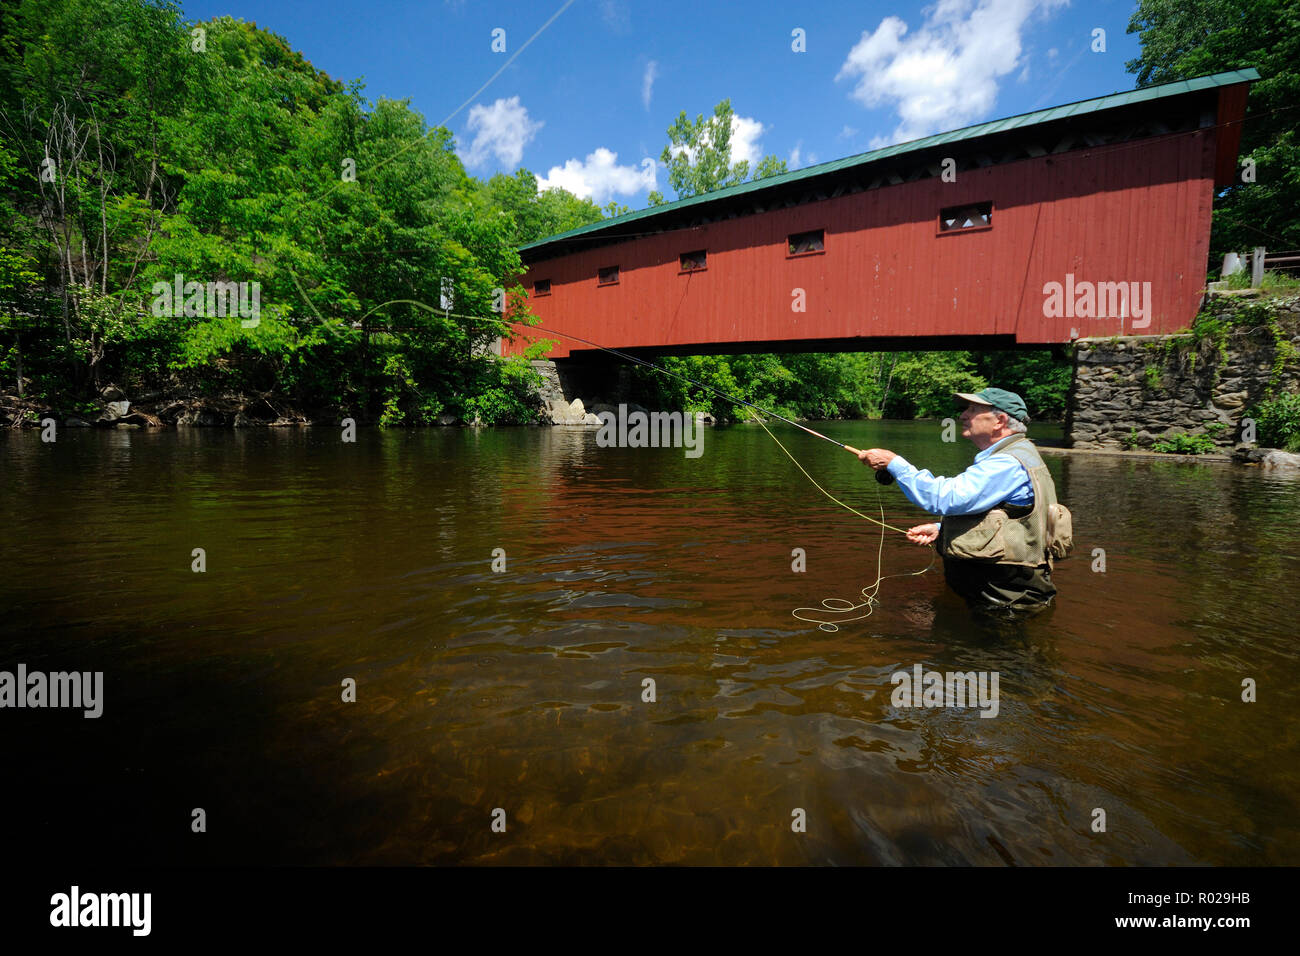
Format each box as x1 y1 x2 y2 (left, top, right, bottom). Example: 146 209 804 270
1252 246 1266 288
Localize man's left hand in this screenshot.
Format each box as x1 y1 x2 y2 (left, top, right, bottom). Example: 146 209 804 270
858 448 897 470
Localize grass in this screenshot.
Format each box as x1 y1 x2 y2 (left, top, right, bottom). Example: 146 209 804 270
1220 267 1300 293
1152 432 1217 455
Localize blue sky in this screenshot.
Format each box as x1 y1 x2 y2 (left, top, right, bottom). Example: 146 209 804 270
182 0 1146 206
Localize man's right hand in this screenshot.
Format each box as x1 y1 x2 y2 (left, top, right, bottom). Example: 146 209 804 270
905 523 940 546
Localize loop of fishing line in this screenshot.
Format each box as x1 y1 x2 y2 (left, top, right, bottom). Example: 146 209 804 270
746 410 934 632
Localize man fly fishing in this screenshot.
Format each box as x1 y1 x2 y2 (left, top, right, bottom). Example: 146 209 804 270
856 387 1071 617
487 321 1071 621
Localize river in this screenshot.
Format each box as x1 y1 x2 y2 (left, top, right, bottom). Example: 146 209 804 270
2 421 1297 865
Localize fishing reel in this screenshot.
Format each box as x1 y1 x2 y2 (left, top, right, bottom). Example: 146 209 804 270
874 468 895 486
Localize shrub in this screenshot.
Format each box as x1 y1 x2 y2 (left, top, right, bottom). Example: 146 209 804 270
461 356 546 425
1249 391 1300 451
1152 432 1216 454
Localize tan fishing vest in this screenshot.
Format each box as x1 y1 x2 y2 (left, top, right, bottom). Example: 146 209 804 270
937 435 1071 568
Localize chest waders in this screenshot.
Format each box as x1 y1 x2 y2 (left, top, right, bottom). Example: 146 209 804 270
935 435 1072 612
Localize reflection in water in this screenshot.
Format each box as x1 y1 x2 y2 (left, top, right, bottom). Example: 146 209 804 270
1 422 1298 865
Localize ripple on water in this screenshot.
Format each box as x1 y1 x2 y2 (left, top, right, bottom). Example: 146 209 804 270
3 426 1299 864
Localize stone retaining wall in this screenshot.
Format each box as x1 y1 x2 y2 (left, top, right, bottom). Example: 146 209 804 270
1067 293 1300 449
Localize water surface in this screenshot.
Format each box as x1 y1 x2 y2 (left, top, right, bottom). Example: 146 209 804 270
3 422 1297 865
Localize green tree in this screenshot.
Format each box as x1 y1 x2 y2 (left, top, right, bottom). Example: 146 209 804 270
646 99 788 205
972 348 1072 421
483 168 605 246
880 352 987 419
1126 0 1300 259
627 350 893 423
0 1 562 425
0 0 191 396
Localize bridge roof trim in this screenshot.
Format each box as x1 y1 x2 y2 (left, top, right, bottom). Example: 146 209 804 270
519 68 1259 260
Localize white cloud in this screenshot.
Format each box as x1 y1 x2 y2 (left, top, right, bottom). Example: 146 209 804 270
729 114 765 167
601 0 630 34
838 125 859 140
536 149 657 202
836 0 1068 147
789 142 818 168
457 96 542 169
642 61 658 111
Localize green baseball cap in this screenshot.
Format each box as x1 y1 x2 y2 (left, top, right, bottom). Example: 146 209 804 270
953 387 1030 422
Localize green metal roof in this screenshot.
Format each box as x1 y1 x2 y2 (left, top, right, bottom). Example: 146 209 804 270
520 68 1260 257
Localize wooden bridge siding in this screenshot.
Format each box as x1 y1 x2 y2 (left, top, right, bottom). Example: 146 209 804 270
507 131 1217 358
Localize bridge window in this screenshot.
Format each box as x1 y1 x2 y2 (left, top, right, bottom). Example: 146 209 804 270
788 229 824 256
939 202 993 232
532 279 551 296
598 265 620 286
679 250 707 272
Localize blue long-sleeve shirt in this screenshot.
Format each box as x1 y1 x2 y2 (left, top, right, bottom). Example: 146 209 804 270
885 435 1034 517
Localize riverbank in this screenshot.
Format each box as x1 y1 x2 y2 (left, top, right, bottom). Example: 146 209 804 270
1040 444 1300 469
10 389 1298 470
0 389 723 430
0 389 334 429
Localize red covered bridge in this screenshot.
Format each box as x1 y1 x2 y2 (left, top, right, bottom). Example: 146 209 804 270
505 70 1257 360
